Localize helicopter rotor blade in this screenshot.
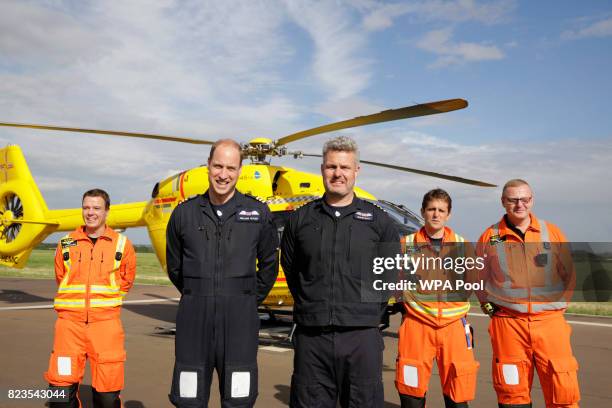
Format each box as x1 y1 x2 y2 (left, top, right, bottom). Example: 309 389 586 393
301 153 496 187
275 99 468 147
1 218 60 226
0 122 216 145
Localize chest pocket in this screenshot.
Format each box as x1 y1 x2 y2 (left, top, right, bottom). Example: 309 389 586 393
225 218 262 278
348 222 379 279
296 220 323 281
180 222 211 278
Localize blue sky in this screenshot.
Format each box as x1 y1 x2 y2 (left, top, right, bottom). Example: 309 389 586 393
0 0 611 243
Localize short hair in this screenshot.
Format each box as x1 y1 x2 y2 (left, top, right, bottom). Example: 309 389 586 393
208 139 243 164
502 179 531 196
82 189 110 210
421 188 452 213
322 136 359 164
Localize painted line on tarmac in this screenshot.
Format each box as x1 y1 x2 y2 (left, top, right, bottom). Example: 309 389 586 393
3 302 610 328
260 345 291 353
0 297 180 311
467 312 612 328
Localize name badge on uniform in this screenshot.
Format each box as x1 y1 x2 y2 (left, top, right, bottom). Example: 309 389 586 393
489 234 504 244
60 238 77 248
405 243 420 254
354 211 374 221
237 209 261 222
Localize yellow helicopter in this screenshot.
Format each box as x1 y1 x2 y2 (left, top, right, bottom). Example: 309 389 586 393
0 98 495 308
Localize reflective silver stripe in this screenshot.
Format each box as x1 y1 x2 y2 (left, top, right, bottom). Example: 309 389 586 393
532 301 567 312
453 233 465 258
489 297 529 313
492 223 513 290
53 299 85 308
486 280 528 298
405 234 416 266
113 234 127 272
57 285 86 293
539 221 554 287
90 298 122 307
489 220 566 312
90 285 121 294
407 301 469 317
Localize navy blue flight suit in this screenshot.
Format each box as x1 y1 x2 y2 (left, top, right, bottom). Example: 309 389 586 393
166 191 279 407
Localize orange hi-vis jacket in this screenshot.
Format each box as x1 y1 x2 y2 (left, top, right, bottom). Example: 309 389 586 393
401 226 472 327
53 226 136 322
477 214 574 318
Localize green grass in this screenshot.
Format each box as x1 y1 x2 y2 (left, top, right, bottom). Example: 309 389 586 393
566 302 612 316
3 250 611 316
0 249 171 285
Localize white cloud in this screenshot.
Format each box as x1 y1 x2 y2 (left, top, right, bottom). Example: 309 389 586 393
417 28 504 67
315 97 385 121
358 0 515 31
341 130 612 241
0 0 609 246
362 3 415 31
414 0 516 24
284 0 371 100
562 17 612 40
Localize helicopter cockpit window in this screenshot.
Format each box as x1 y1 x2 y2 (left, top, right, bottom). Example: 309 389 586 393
368 199 423 236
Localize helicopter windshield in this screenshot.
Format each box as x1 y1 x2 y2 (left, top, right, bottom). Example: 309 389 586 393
368 199 422 235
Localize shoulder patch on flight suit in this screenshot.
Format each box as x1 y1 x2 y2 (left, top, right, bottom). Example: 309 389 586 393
60 238 77 248
237 209 261 222
354 211 374 221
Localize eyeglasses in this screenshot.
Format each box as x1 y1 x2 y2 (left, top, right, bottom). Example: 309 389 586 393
503 196 532 205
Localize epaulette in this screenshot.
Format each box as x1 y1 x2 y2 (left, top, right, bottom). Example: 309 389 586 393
293 197 321 212
362 199 388 213
177 194 198 205
244 193 267 204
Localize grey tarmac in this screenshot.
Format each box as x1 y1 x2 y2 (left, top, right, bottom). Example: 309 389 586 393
1 278 610 407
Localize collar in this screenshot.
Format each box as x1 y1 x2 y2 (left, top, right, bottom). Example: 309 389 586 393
414 226 455 244
501 213 540 232
498 213 541 241
199 190 244 209
317 193 363 218
73 225 115 241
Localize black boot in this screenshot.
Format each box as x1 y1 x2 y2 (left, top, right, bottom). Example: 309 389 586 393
92 388 121 408
48 383 79 408
444 394 468 408
400 394 426 408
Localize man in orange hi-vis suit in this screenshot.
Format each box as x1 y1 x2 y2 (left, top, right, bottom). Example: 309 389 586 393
478 179 579 408
44 189 136 408
395 189 479 408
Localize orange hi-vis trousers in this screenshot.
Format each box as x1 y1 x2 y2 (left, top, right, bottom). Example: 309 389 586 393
489 313 580 407
395 314 479 402
44 317 126 392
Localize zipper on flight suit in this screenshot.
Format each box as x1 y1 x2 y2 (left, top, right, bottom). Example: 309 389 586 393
215 220 223 293
329 217 338 326
86 244 93 323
